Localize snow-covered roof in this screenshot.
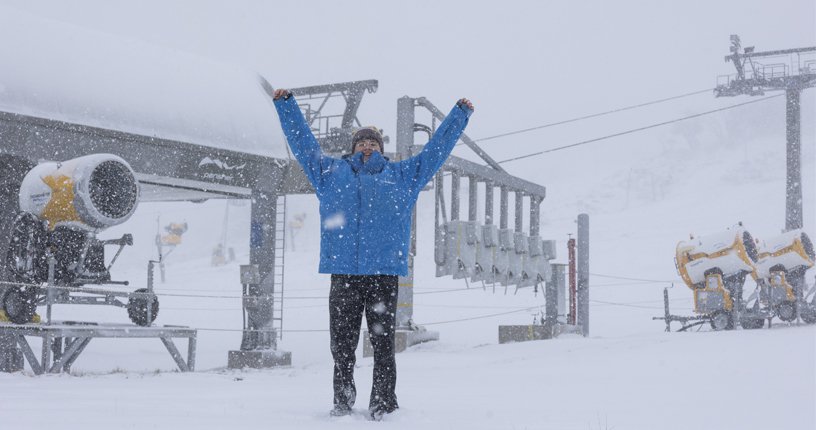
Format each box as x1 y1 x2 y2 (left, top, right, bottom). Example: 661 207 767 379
0 6 288 159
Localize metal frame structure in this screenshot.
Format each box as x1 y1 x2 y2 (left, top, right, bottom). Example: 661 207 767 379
0 321 196 374
715 35 816 231
394 96 564 338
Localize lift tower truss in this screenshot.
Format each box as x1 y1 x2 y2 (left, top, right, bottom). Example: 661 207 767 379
715 35 816 231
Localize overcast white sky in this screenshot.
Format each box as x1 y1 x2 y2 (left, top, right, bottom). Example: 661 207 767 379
3 0 815 162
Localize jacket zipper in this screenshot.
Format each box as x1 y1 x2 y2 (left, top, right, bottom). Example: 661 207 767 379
355 173 361 273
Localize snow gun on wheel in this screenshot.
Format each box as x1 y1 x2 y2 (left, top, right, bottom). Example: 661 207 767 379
655 225 760 331
746 230 816 326
1 154 157 326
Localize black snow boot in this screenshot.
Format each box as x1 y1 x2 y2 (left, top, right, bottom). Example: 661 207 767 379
368 404 398 421
329 404 353 417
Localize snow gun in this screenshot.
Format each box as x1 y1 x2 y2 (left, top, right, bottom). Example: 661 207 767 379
748 230 816 324
1 154 157 326
18 154 139 231
673 225 759 330
659 225 816 331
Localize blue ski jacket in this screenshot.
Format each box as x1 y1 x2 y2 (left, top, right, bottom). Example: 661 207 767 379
274 95 472 276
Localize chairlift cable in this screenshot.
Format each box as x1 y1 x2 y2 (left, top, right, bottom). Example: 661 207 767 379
464 88 714 145
590 273 680 284
497 94 783 163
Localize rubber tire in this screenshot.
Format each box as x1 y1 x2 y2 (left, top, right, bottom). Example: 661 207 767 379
740 315 765 329
5 213 47 284
799 303 816 324
127 288 159 326
2 288 37 324
710 311 731 331
776 301 797 322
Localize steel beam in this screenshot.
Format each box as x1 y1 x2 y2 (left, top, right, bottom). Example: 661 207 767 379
441 155 545 198
515 191 524 233
468 176 478 222
530 196 542 237
451 171 461 221
414 97 505 172
500 187 509 229
243 189 278 351
785 89 803 231
485 181 494 225
576 214 590 337
396 96 417 329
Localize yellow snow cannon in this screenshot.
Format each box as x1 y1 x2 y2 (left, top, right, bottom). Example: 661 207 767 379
2 154 144 325
675 226 759 330
18 153 140 231
754 230 815 323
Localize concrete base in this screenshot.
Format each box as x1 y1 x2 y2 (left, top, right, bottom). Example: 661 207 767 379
498 323 583 344
0 333 23 373
362 328 439 358
227 349 292 369
498 325 553 344
554 323 584 337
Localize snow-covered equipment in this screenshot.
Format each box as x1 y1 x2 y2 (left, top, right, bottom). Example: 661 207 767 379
497 228 516 286
755 230 814 278
440 220 481 280
660 226 816 331
521 237 555 292
474 224 499 283
675 227 759 289
748 230 816 324
509 232 530 288
18 154 139 231
671 226 759 330
2 155 156 326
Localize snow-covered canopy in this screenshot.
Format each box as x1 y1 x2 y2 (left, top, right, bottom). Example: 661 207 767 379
0 6 288 158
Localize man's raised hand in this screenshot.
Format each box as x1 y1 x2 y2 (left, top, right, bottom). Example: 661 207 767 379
458 98 474 111
273 89 291 100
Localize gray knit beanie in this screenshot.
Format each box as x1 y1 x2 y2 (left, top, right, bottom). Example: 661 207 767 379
351 127 384 153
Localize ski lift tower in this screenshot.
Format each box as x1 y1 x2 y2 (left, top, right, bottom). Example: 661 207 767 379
715 35 816 231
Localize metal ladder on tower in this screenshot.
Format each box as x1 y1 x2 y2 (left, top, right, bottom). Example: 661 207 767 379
272 195 287 340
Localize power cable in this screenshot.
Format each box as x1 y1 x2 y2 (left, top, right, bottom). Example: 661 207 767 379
590 273 680 284
589 281 659 288
416 303 542 310
589 299 665 310
196 327 328 333
194 305 546 332
467 88 714 144
414 287 474 295
422 306 542 326
497 94 784 164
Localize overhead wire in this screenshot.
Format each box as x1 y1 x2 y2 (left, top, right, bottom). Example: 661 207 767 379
421 305 543 326
590 273 679 284
3 271 693 331
465 88 714 144
589 299 666 310
497 94 784 164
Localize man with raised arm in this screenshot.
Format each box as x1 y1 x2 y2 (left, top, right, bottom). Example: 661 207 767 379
273 88 473 420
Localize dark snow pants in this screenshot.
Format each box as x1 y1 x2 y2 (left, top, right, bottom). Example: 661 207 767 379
329 274 399 412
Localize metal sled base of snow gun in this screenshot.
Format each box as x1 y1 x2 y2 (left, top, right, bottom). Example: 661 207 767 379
0 320 196 374
652 287 758 332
